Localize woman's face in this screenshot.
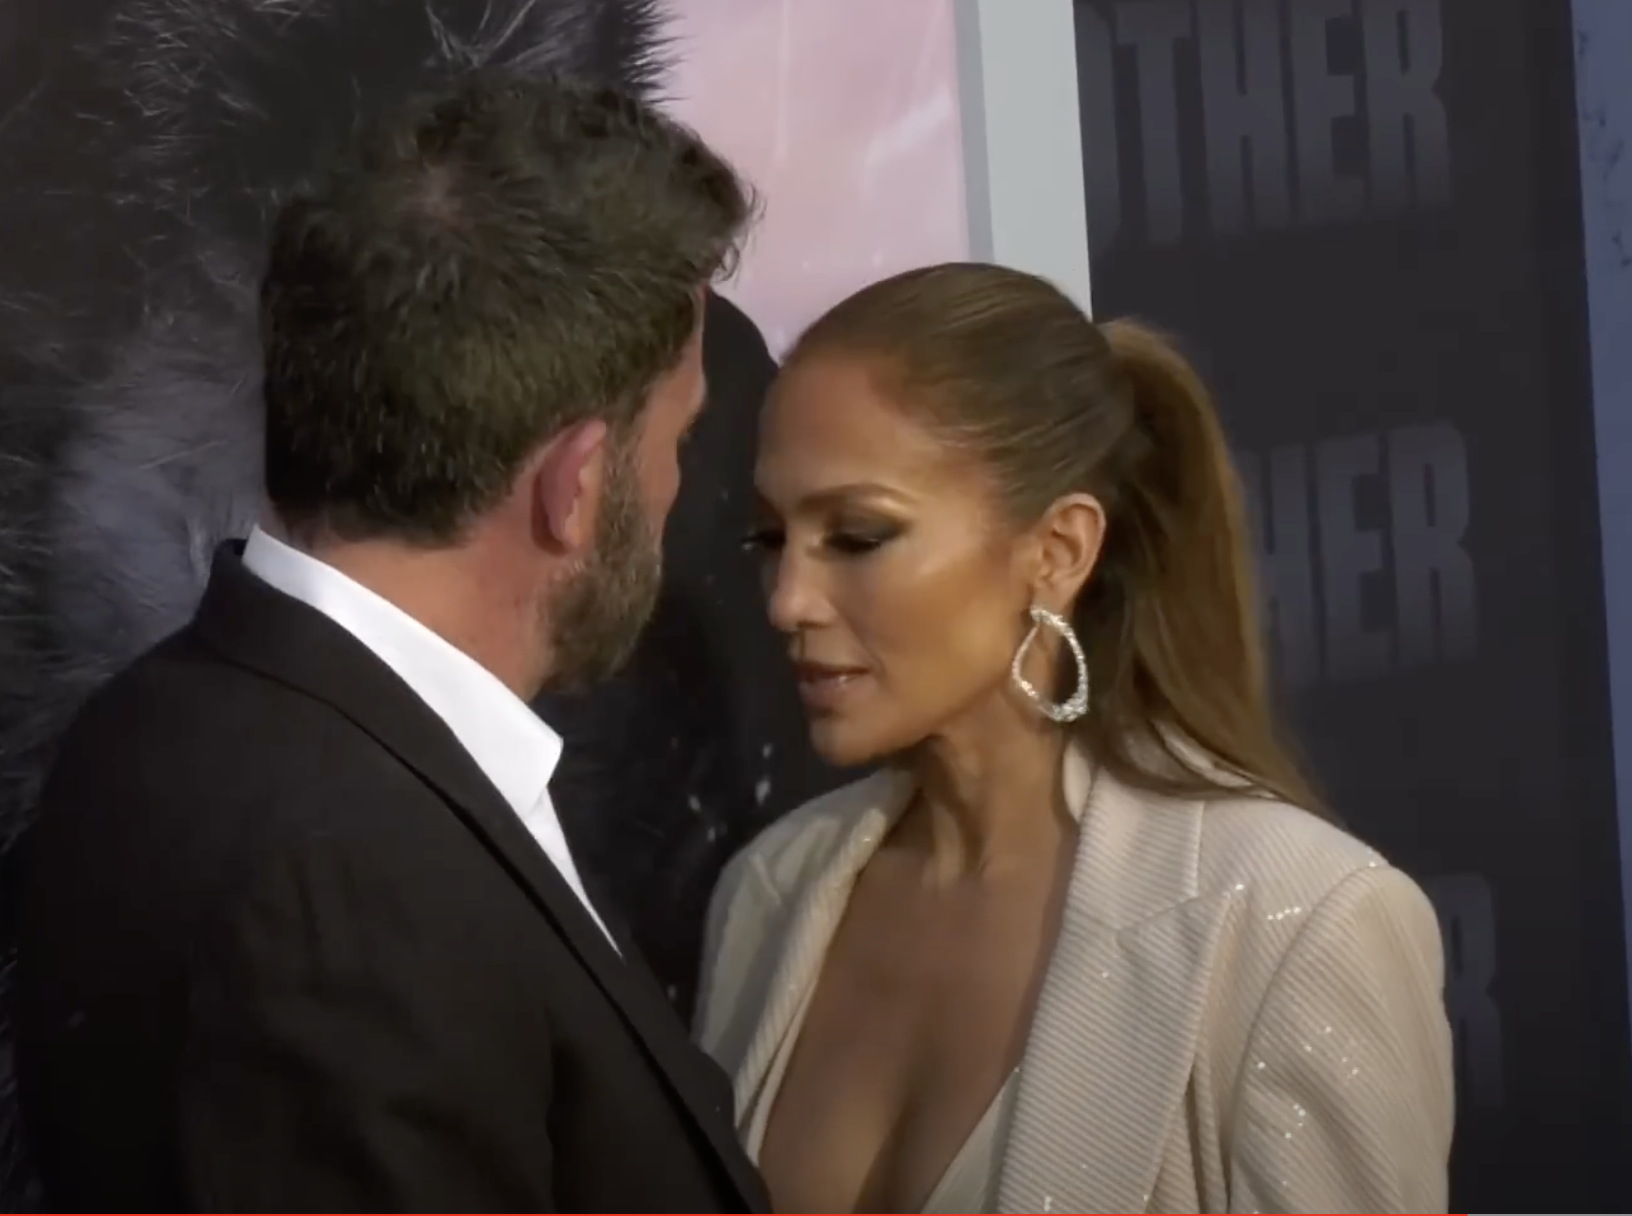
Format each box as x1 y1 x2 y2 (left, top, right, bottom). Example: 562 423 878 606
751 352 1039 768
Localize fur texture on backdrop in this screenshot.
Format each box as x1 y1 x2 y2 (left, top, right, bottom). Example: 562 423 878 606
0 0 837 1205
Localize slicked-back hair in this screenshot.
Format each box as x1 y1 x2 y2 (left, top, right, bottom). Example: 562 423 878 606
260 74 753 545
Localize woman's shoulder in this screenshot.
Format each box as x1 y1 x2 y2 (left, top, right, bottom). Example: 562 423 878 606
1183 789 1434 952
1196 792 1389 890
1117 737 1411 915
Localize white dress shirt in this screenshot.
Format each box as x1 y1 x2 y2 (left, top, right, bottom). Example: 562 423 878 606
242 525 618 950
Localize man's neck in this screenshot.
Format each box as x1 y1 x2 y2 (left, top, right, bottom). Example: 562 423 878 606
300 532 546 701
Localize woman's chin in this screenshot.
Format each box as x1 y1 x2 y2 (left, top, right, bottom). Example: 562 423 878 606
806 716 895 773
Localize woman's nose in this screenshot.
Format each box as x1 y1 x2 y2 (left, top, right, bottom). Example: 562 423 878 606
764 547 827 634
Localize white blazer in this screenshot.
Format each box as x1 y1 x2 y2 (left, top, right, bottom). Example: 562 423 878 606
695 749 1454 1213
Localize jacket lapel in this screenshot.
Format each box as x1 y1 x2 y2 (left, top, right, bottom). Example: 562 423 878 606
732 770 911 1131
193 545 764 1208
995 758 1231 1214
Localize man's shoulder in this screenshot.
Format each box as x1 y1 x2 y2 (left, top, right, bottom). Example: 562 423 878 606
65 621 279 741
40 626 443 888
64 622 358 771
23 633 486 996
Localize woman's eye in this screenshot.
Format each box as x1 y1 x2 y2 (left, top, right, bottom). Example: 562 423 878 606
826 532 890 556
743 525 897 556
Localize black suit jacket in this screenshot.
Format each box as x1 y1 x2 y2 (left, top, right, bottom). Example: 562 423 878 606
15 545 769 1212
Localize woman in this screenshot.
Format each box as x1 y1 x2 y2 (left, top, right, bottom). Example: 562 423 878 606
695 263 1454 1214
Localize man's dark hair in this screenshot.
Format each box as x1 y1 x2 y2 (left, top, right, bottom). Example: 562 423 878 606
260 74 753 544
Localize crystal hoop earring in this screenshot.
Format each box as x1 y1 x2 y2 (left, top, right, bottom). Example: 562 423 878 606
1009 604 1091 723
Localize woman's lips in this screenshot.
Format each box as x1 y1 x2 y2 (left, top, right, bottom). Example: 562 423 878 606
793 661 870 711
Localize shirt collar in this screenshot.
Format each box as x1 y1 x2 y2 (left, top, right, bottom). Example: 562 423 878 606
240 526 560 819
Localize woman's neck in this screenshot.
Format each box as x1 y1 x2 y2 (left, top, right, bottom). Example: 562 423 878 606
898 701 1077 885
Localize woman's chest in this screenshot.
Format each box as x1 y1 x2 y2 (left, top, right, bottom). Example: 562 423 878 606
757 873 1057 1211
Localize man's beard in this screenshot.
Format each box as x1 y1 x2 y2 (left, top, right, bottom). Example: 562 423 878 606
543 442 663 693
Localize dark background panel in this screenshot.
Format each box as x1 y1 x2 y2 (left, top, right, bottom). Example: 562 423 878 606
1074 0 1630 1207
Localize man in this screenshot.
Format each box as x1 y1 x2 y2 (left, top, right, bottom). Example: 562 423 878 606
16 75 767 1212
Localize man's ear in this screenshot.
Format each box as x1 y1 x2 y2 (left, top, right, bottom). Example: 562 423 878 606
531 418 611 556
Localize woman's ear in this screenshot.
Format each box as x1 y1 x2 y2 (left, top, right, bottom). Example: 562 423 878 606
1032 492 1106 609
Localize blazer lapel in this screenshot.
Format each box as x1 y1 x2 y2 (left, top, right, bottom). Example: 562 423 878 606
193 545 764 1207
995 760 1231 1214
732 770 911 1130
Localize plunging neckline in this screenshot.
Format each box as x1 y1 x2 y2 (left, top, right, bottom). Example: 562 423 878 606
743 959 1020 1212
731 757 1097 1213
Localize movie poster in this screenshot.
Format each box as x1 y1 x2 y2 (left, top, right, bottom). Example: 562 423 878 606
666 0 967 354
0 0 968 1203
